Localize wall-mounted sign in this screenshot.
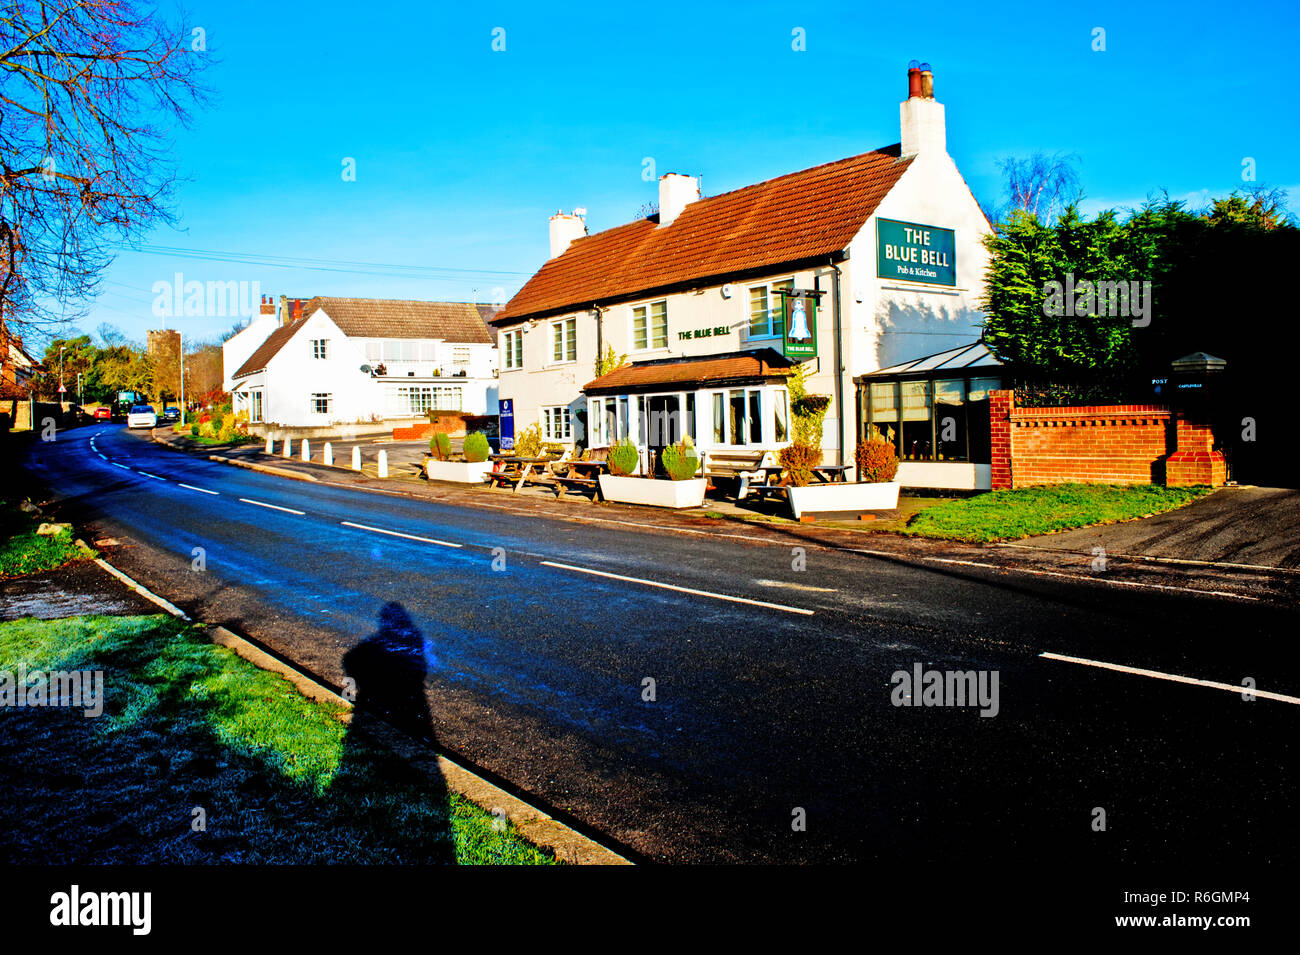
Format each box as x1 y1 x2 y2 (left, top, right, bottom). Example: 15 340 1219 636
876 218 956 287
678 325 731 341
781 290 819 360
498 398 515 451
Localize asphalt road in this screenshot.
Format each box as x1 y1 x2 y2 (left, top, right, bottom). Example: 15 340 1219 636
19 424 1300 866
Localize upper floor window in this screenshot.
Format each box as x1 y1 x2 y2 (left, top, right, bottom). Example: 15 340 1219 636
552 317 577 363
747 280 793 339
453 346 470 367
311 393 332 415
503 329 523 370
311 339 329 359
632 301 668 351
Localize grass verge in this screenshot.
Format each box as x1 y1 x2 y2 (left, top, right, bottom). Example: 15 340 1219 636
0 499 96 578
902 483 1214 543
0 614 558 864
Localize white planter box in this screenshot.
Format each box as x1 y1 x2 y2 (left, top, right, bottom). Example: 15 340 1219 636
599 474 707 509
425 459 493 483
787 481 901 519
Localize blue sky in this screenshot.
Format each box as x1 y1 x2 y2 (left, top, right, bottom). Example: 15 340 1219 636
73 0 1300 347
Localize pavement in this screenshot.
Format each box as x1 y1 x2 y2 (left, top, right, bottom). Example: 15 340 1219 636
16 422 1300 867
1005 486 1300 570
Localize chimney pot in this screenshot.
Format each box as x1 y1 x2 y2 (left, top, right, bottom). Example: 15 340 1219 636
548 211 587 259
657 173 700 227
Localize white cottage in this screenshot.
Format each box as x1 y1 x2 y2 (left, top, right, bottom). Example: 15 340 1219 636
493 62 997 488
225 296 499 429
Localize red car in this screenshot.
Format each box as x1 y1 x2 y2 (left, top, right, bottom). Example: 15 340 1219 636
93 406 112 420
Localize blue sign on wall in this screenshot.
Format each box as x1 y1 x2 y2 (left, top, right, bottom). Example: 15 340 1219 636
499 398 515 451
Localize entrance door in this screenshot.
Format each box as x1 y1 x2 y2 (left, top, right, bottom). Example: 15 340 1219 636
646 395 681 476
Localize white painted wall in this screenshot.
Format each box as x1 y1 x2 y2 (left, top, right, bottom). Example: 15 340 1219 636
222 314 279 392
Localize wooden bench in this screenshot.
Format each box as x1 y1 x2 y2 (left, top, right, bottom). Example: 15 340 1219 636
703 450 778 500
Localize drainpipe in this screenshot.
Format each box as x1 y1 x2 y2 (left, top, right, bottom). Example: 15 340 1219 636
829 259 846 467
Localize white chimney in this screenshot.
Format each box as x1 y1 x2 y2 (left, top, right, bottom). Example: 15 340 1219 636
549 211 586 259
657 173 700 227
899 61 946 158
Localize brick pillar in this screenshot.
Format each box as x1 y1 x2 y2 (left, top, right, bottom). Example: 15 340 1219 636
1165 413 1227 486
990 389 1013 490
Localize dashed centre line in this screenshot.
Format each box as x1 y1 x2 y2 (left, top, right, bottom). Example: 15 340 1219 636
1039 651 1300 705
339 520 463 548
238 497 306 515
540 560 815 616
137 470 166 481
178 483 219 495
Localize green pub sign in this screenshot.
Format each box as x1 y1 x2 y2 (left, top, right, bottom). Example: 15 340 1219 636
781 290 818 360
876 218 956 286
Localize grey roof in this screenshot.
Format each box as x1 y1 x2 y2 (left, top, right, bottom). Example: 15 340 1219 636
859 341 1003 379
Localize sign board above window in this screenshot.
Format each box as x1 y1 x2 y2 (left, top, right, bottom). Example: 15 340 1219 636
876 218 956 287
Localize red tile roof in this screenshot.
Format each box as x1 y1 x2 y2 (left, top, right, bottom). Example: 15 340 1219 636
583 349 793 394
497 145 911 323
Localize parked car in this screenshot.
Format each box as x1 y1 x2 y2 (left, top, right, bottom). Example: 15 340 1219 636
162 407 181 422
92 406 112 420
126 405 157 429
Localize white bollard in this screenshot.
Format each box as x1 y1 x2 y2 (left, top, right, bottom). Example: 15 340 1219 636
301 438 310 462
265 435 274 454
377 449 389 479
351 446 361 471
323 442 333 467
283 438 292 458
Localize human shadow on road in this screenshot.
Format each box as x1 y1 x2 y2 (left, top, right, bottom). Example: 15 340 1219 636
338 601 457 863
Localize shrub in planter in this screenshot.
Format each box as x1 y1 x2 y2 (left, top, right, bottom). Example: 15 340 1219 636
855 432 900 483
514 423 542 458
430 432 451 461
779 441 823 487
464 431 490 463
608 438 640 477
661 437 700 481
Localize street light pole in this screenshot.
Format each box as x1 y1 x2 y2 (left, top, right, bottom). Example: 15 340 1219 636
179 331 185 420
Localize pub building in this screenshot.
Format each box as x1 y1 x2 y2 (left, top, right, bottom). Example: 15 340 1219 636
491 62 998 488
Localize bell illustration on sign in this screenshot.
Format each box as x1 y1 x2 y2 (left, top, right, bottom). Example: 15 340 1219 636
789 298 811 341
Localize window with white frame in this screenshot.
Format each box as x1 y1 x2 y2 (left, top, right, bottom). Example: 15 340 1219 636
311 393 332 415
542 405 571 440
712 388 764 445
747 280 793 339
453 346 470 367
551 318 577 363
311 338 329 359
632 301 668 351
250 390 264 424
503 329 523 369
386 385 462 416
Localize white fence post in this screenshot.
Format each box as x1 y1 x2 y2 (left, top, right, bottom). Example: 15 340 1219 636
351 446 361 471
265 435 274 454
323 442 333 466
282 438 292 458
377 449 389 479
301 438 311 461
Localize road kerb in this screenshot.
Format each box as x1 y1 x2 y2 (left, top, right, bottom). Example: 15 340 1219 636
88 555 630 865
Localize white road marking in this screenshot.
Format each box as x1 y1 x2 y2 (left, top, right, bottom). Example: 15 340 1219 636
850 550 1257 601
137 471 166 481
339 520 462 548
111 462 131 471
754 578 837 593
540 560 814 616
96 453 107 460
1039 651 1300 706
179 483 219 495
238 497 305 515
320 481 408 496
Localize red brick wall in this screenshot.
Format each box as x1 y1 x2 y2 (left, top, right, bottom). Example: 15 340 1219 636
1009 404 1172 486
1166 418 1227 486
990 390 1013 490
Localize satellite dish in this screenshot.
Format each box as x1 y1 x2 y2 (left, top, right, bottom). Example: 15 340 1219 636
360 364 373 375
720 284 734 299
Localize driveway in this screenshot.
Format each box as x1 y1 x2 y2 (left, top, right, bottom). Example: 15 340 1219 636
1006 487 1300 570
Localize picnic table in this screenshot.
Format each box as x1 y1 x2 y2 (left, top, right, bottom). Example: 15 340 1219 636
746 463 851 500
551 459 608 501
486 456 556 492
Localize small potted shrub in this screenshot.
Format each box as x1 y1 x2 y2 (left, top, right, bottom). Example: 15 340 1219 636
599 436 706 508
778 441 822 487
785 432 901 519
426 429 494 483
